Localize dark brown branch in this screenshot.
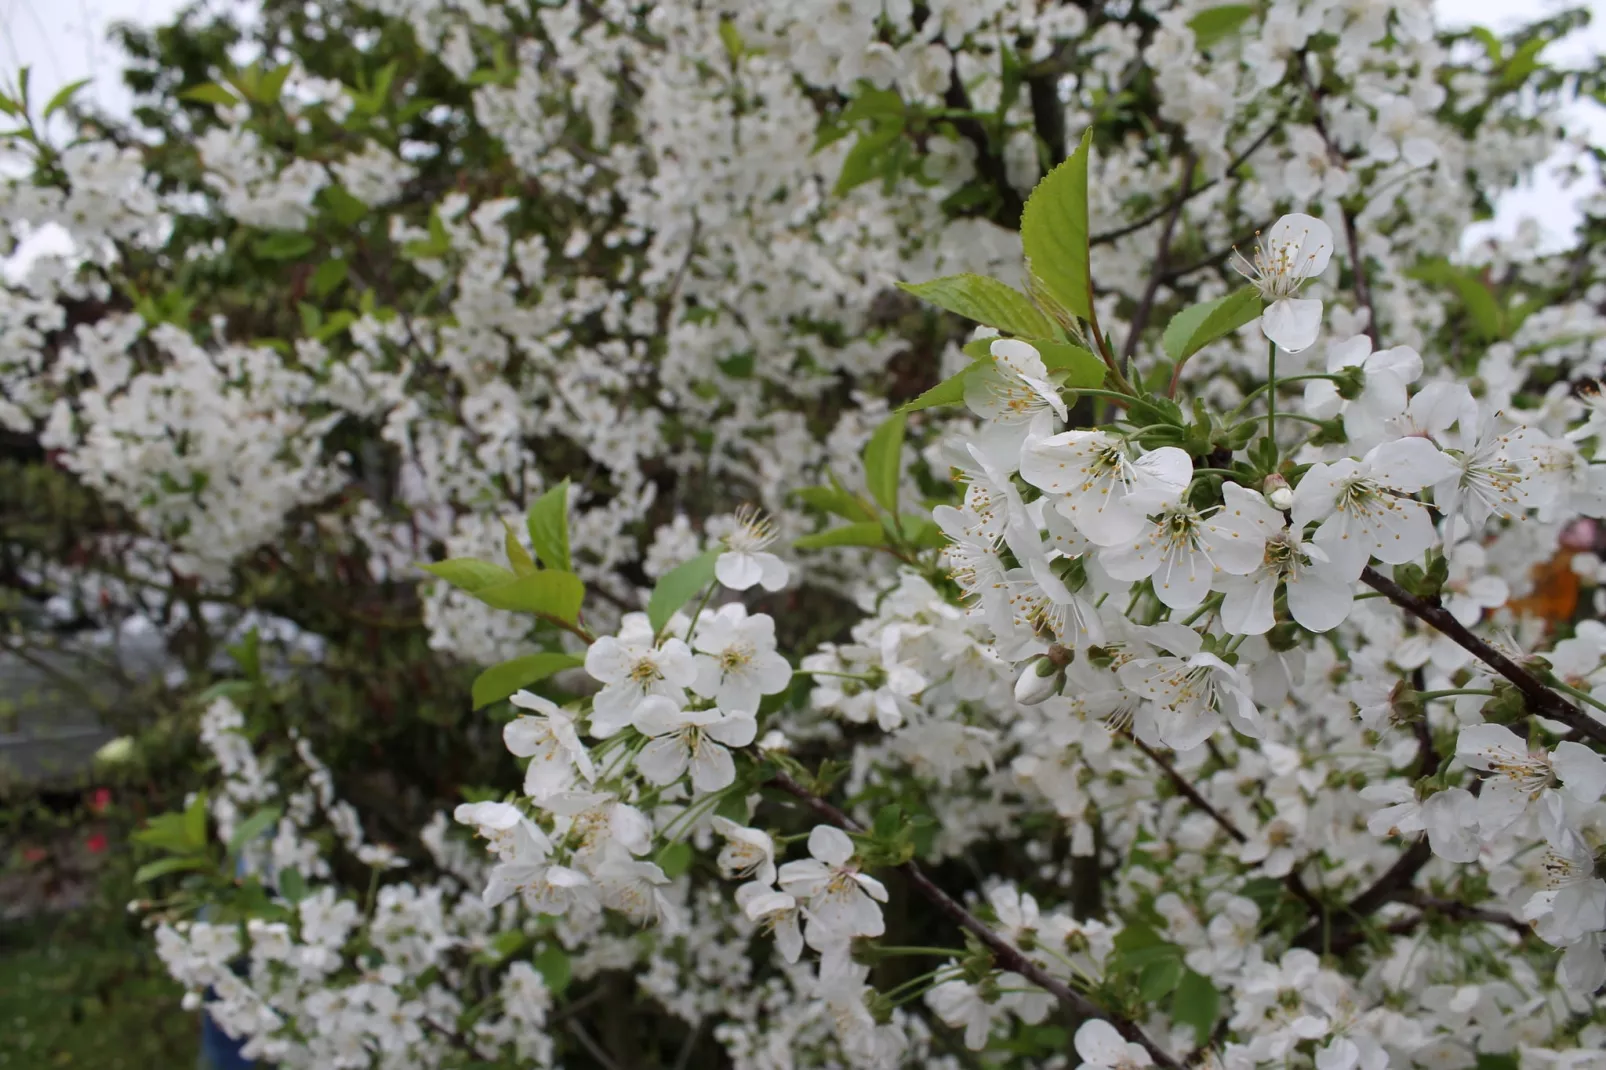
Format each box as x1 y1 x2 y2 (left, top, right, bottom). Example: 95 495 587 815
1124 153 1196 366
1361 566 1606 748
1131 737 1324 918
943 71 1024 229
768 772 1182 1070
1293 837 1431 951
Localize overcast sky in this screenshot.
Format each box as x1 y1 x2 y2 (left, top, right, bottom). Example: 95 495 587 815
2 0 1603 254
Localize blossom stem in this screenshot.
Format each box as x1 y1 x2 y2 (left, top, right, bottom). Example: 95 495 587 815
766 772 1184 1069
1547 678 1606 719
868 945 967 958
1411 688 1496 701
1266 340 1278 446
1228 373 1342 420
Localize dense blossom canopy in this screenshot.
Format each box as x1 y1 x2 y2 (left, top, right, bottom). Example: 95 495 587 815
6 0 1606 1067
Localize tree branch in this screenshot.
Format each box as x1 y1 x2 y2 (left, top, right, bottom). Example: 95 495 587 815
1091 123 1279 246
768 772 1182 1069
1124 153 1195 366
1360 566 1606 747
1300 60 1379 349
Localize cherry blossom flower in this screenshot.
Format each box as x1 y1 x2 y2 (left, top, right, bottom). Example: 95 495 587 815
1019 430 1191 547
689 603 793 712
1455 724 1606 841
715 504 789 592
503 691 595 798
1072 1019 1152 1070
1291 437 1458 579
777 825 888 948
963 338 1068 472
631 699 757 793
584 614 698 736
1232 213 1334 353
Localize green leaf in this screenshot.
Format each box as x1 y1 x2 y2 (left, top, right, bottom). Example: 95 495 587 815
896 275 1056 338
1188 5 1256 50
474 570 586 622
134 856 211 883
717 17 744 59
43 78 92 119
180 82 239 107
471 652 585 710
420 558 518 594
1138 955 1185 1001
533 945 572 996
647 549 720 635
525 481 572 571
320 185 369 226
834 121 902 197
503 521 537 576
656 841 694 879
252 231 316 261
862 412 906 515
258 64 292 105
309 258 349 297
1020 128 1094 322
898 516 946 550
1171 970 1221 1046
183 793 209 851
792 485 876 522
277 867 308 903
793 522 887 550
898 359 990 413
228 805 283 857
1161 287 1263 364
132 813 196 855
1034 341 1107 387
1409 259 1504 340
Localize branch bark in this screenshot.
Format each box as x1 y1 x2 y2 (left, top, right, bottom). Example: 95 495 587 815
1124 153 1196 365
768 772 1182 1070
1360 566 1606 748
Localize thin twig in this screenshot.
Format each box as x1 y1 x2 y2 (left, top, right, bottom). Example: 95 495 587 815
768 772 1183 1069
566 1021 624 1070
1091 123 1279 246
1300 60 1379 349
1125 152 1196 367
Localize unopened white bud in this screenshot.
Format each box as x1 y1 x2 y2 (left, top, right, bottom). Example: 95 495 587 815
1014 657 1063 706
1263 473 1293 512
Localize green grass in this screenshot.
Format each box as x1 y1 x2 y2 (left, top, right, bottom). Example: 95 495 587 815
0 912 198 1069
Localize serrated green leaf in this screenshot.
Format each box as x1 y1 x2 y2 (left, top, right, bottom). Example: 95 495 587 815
474 570 585 622
503 521 537 576
533 945 571 995
1171 969 1220 1045
228 805 283 857
1021 129 1093 322
898 359 990 413
134 856 211 883
793 522 887 550
180 82 239 107
1188 5 1255 50
862 412 905 515
896 274 1056 338
131 813 196 855
647 549 720 635
252 231 316 261
656 841 694 879
525 481 572 572
420 558 517 594
471 652 585 710
1161 287 1262 364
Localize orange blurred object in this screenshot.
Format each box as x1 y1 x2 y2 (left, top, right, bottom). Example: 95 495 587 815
1505 550 1579 627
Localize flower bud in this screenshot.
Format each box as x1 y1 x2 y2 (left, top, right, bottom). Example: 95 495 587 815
1014 656 1063 705
1262 473 1293 511
94 736 136 765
